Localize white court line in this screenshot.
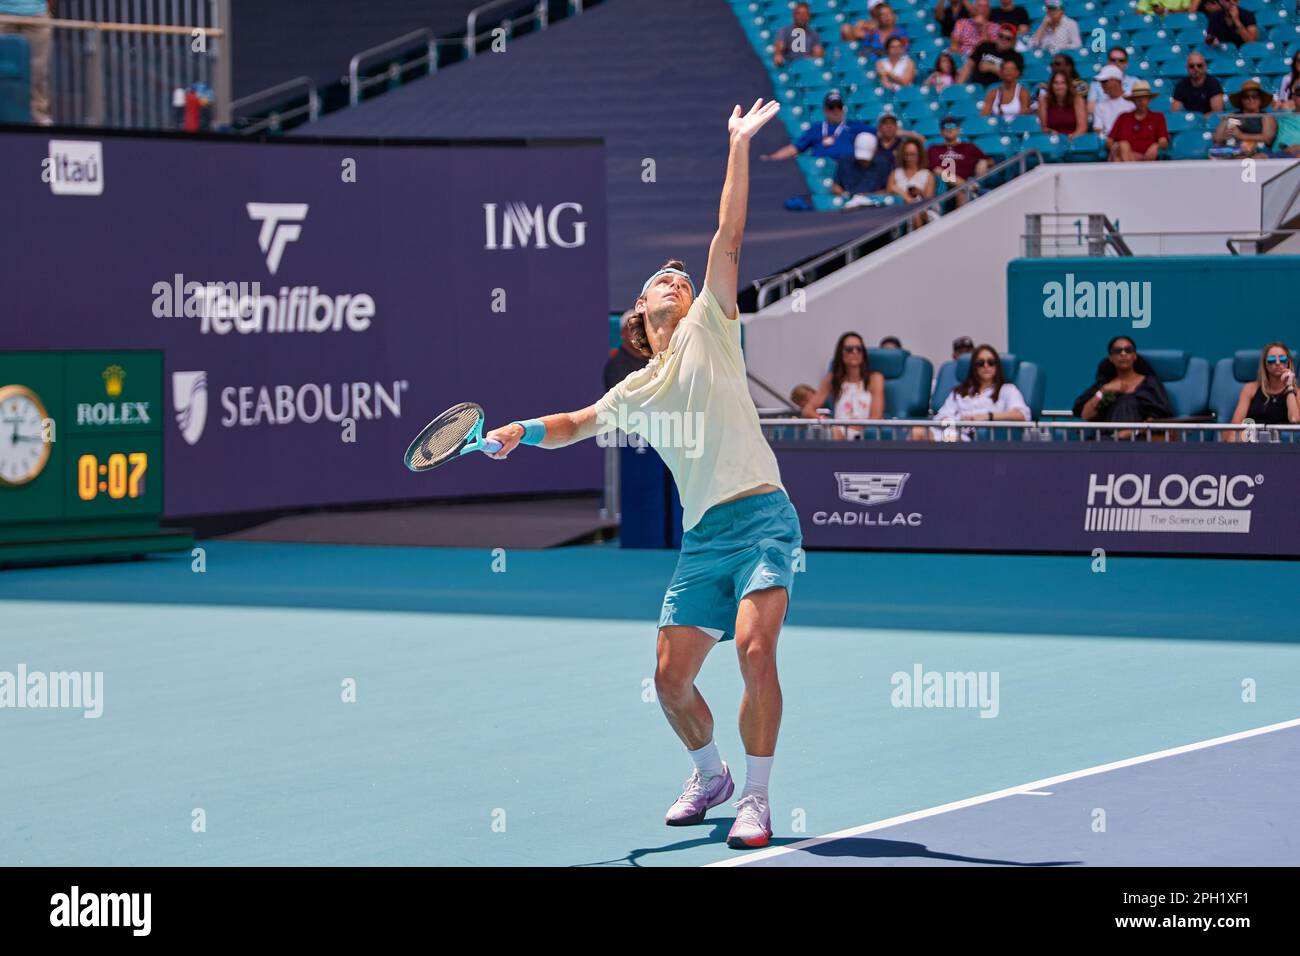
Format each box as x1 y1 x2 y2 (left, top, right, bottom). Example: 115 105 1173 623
1019 790 1053 796
708 716 1300 867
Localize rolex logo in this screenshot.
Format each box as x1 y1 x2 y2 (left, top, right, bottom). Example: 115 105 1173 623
102 365 126 397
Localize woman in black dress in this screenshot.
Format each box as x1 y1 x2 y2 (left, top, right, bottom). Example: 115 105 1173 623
1072 336 1174 439
1226 342 1300 441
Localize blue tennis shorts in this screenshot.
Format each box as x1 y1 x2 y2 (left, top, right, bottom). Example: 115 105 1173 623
658 489 802 642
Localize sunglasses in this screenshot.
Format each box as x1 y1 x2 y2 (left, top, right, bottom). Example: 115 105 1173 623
1188 63 1205 70
1109 56 1128 64
974 358 998 368
1110 345 1136 355
1266 355 1291 365
842 344 865 354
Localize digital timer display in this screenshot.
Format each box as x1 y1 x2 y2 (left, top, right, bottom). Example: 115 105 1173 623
76 452 148 501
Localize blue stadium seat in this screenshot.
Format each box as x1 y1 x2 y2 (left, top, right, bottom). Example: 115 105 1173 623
1165 110 1205 133
1143 350 1211 417
1171 129 1213 159
1210 350 1261 422
1022 131 1068 161
930 353 1047 419
1066 131 1106 160
0 36 32 125
867 348 934 418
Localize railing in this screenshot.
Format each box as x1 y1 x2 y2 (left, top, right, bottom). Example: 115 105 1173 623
348 29 439 107
230 76 318 134
753 149 1042 310
2 0 231 129
1024 212 1131 257
465 0 548 58
1023 226 1300 257
756 417 1300 444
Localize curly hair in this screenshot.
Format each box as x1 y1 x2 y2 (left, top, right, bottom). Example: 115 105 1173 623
626 258 687 359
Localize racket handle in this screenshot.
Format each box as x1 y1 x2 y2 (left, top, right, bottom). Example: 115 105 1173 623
482 439 503 454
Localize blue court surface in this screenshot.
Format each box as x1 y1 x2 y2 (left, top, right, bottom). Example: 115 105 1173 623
1 541 1297 867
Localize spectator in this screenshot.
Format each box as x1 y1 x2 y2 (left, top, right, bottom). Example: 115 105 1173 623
876 35 916 90
889 139 937 228
1226 343 1300 440
1136 0 1195 12
1038 69 1089 137
933 0 975 38
990 0 1032 35
761 91 868 162
951 0 1000 58
928 117 990 203
875 112 927 151
1203 0 1258 48
1072 336 1174 437
1170 52 1225 115
802 332 887 440
789 383 816 410
832 130 896 201
1034 52 1090 103
922 52 960 93
1106 81 1169 161
774 2 825 67
952 336 975 359
880 336 903 348
0 0 52 125
1092 64 1135 136
958 21 1024 87
914 345 1030 441
1089 48 1136 105
1276 51 1300 110
1212 80 1277 155
981 59 1031 117
859 4 910 57
1027 0 1082 54
604 309 650 391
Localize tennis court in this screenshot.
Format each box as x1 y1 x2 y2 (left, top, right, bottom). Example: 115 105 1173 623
2 541 1296 867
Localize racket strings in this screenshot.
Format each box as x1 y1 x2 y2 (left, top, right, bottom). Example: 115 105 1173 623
409 405 481 469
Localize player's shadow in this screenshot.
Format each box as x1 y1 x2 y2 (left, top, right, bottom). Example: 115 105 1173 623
571 818 807 867
801 837 1079 867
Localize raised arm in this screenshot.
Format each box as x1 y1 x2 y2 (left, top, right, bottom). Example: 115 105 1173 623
704 98 782 319
483 404 603 459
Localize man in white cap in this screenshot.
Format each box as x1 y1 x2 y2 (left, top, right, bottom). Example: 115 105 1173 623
1028 0 1081 53
1092 64 1135 136
832 129 895 205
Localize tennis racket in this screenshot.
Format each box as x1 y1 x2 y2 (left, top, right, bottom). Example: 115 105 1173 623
403 402 503 472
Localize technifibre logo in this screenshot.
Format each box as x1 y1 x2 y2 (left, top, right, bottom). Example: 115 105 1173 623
247 202 308 274
812 472 922 527
1085 471 1260 534
1041 273 1152 329
483 202 587 249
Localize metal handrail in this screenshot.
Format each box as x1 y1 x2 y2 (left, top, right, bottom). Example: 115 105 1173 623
231 75 320 132
754 149 1043 310
349 29 438 107
757 416 1300 442
466 0 548 58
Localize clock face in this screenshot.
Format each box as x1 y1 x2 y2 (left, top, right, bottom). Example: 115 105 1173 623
0 384 53 486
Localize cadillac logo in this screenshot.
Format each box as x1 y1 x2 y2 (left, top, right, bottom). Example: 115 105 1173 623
835 472 909 506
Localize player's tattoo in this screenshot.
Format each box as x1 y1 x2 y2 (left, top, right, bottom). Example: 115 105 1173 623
726 249 739 263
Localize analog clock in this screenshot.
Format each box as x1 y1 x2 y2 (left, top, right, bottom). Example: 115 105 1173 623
0 384 53 487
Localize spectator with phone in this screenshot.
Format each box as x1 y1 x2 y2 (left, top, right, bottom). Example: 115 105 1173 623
1072 336 1174 437
1226 343 1300 440
1212 80 1277 155
914 345 1030 441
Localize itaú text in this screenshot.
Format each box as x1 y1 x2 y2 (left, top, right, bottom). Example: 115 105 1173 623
812 511 922 526
1087 473 1256 508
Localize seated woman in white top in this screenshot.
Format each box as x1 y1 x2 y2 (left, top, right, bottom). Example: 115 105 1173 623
980 59 1030 118
800 331 887 440
876 36 916 90
912 344 1030 441
888 139 936 229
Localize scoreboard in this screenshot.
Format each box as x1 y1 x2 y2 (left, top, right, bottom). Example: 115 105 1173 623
0 351 191 565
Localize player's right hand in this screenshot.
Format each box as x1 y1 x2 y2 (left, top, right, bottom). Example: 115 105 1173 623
484 423 524 460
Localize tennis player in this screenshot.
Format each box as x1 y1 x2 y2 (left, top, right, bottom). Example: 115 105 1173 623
484 98 800 849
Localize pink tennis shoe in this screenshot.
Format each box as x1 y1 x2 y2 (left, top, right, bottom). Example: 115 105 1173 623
665 764 735 826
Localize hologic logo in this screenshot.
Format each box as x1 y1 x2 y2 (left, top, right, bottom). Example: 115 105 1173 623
172 371 208 446
483 202 587 249
1041 273 1151 329
813 472 922 527
1085 472 1259 534
247 202 308 274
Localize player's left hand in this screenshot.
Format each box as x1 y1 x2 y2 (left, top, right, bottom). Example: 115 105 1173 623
728 98 781 142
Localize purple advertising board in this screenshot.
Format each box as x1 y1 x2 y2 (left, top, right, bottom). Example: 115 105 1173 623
0 129 609 516
774 442 1300 557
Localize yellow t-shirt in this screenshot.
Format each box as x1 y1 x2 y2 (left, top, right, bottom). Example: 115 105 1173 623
594 285 784 531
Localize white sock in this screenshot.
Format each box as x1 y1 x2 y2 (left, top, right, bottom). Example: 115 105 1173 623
744 754 773 797
688 740 724 778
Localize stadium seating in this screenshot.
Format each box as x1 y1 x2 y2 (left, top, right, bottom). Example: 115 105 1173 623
1142 349 1212 417
0 36 32 125
931 353 1047 418
1209 349 1262 422
728 0 1300 201
868 347 935 418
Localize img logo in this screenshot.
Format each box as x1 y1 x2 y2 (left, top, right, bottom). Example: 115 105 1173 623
483 202 587 249
1041 273 1152 329
172 371 209 446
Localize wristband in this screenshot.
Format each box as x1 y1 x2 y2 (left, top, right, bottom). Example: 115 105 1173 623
1094 390 1104 403
512 419 546 446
